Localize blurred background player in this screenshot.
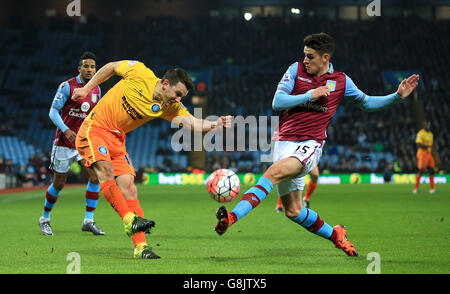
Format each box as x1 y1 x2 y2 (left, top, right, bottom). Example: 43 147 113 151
413 121 436 194
39 52 105 236
275 165 319 212
71 60 231 259
215 33 419 257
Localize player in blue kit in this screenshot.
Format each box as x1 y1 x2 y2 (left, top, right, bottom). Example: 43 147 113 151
215 33 419 257
39 52 105 236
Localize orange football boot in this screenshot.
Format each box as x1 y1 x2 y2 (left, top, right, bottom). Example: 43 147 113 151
332 224 359 257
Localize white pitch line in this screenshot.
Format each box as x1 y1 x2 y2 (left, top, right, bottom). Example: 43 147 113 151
0 194 42 203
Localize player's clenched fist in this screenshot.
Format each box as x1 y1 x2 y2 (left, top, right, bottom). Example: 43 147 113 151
311 86 330 101
71 87 90 101
217 115 232 128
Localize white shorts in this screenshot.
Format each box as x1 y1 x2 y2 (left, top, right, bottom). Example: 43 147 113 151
50 145 83 173
273 140 323 196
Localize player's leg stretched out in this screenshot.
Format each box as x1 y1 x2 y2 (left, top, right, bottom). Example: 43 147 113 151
76 118 160 259
94 161 160 259
215 146 358 257
115 173 160 259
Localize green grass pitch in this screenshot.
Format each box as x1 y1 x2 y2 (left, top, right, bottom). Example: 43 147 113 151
0 183 448 274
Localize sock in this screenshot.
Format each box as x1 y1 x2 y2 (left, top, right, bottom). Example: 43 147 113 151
304 182 318 201
100 180 132 220
414 174 421 190
85 182 100 221
230 177 273 225
126 199 147 248
123 212 135 224
43 184 60 219
430 174 435 190
276 197 283 208
291 206 334 240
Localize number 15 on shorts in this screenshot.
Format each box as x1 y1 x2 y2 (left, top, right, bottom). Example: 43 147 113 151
293 140 321 166
296 144 311 155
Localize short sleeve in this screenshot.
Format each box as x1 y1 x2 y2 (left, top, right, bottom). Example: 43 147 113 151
161 102 190 122
276 62 298 94
116 60 147 80
51 81 70 110
415 131 423 143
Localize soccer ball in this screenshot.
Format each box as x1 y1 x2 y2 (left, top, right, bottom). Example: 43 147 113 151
206 169 241 203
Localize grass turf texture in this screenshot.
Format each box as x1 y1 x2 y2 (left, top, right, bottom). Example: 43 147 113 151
0 183 448 274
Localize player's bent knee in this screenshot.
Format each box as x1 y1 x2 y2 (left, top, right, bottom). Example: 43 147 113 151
282 197 303 219
86 170 100 184
284 208 301 220
89 177 99 185
116 174 138 200
122 184 138 200
264 165 289 184
52 183 65 191
53 173 68 190
93 162 115 182
126 182 138 196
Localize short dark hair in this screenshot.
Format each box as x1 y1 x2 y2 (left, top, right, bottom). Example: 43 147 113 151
163 68 194 92
79 51 96 66
304 33 335 57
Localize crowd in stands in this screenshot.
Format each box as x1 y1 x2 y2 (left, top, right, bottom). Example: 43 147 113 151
0 13 449 188
0 154 51 187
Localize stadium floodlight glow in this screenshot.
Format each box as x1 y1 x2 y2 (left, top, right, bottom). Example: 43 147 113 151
244 12 253 21
291 8 300 14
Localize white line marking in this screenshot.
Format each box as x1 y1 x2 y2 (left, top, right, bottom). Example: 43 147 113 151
0 194 42 203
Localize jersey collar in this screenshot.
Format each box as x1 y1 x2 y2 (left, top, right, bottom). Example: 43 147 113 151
76 74 83 84
328 63 334 74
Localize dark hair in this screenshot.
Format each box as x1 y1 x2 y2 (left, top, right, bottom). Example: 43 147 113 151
303 33 335 57
162 68 194 92
79 51 96 66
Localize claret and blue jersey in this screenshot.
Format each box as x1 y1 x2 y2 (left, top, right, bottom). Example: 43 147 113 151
273 61 401 142
52 75 102 112
49 74 101 148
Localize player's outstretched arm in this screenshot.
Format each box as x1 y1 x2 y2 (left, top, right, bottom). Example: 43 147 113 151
211 115 232 130
71 61 122 101
173 114 232 132
345 74 419 112
191 114 232 132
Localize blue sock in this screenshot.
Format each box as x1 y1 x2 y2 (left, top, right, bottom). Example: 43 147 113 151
231 177 273 221
43 184 60 219
291 206 334 239
85 182 100 220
